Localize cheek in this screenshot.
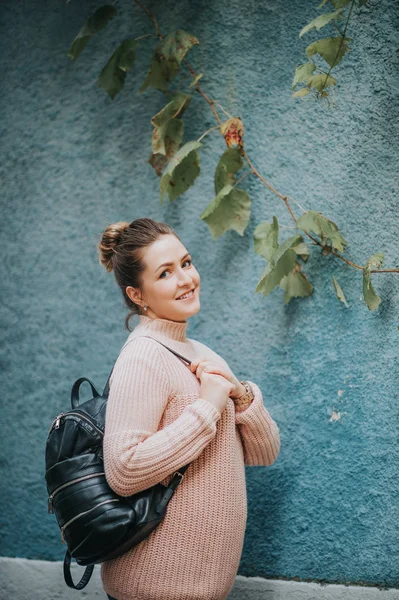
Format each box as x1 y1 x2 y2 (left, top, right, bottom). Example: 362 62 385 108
154 281 173 299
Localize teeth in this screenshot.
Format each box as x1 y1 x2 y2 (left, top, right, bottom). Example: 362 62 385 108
177 289 194 300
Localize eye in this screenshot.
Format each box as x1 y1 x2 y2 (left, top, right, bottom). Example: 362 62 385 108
159 258 192 279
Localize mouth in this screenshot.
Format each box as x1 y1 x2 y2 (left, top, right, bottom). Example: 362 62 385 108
175 287 196 300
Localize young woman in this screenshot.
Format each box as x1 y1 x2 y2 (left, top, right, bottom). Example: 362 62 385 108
97 217 280 600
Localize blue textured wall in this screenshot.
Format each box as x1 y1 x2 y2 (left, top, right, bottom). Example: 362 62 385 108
1 0 398 588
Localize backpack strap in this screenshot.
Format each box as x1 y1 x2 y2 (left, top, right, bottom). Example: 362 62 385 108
71 377 100 409
63 550 94 590
101 334 192 488
102 334 193 398
140 335 192 365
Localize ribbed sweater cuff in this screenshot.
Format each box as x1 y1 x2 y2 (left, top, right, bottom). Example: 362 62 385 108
234 380 264 424
191 397 222 423
234 380 280 466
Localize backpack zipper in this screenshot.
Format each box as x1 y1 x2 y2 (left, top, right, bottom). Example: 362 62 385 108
48 413 65 433
48 411 103 436
48 472 105 513
60 498 120 543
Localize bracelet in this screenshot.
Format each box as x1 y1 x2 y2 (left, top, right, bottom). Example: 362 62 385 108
234 380 254 407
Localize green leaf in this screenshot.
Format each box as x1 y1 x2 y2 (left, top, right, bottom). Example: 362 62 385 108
292 63 316 88
68 5 117 62
214 148 244 195
255 252 297 298
255 234 304 298
160 141 201 203
307 73 337 91
200 185 251 240
318 0 331 7
151 92 191 128
152 118 184 157
293 87 311 98
98 39 138 99
306 36 351 68
150 93 191 165
148 153 168 177
358 0 369 5
254 217 279 261
332 274 349 307
362 252 384 311
296 210 347 253
140 30 199 93
292 240 310 261
279 269 313 304
270 234 305 266
299 9 344 38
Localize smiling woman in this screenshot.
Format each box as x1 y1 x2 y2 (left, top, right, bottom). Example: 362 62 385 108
98 217 200 329
126 233 200 320
96 217 280 600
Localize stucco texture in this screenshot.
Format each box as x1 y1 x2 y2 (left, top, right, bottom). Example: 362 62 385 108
0 0 398 589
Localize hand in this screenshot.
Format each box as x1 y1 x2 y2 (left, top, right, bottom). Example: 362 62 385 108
189 356 246 399
197 371 234 415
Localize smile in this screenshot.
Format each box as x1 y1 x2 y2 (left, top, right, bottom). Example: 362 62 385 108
176 288 196 300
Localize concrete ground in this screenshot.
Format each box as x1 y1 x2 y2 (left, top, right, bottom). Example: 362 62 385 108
0 558 398 600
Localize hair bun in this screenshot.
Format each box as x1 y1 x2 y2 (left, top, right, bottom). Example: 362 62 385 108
98 221 130 272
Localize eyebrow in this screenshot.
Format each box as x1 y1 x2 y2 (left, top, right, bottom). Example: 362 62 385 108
155 253 191 273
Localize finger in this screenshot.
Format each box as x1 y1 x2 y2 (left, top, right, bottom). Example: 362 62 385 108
190 356 206 372
190 359 207 378
201 365 231 381
195 360 211 379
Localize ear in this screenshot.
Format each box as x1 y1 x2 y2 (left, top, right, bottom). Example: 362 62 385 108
126 285 141 305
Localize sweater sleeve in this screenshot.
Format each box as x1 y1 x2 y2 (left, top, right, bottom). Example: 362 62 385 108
234 380 280 466
103 337 221 497
190 341 280 466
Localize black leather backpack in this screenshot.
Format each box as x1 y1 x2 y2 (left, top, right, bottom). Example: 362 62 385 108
45 335 192 590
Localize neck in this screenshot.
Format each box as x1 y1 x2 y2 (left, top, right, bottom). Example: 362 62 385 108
136 314 188 342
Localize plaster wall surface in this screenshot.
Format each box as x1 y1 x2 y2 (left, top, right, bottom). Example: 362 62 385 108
0 0 398 591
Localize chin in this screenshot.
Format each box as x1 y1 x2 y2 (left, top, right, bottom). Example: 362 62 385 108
176 301 200 318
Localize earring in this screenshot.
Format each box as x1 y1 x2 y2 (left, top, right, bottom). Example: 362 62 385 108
143 305 147 311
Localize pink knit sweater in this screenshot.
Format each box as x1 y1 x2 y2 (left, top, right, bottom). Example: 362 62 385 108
101 315 280 600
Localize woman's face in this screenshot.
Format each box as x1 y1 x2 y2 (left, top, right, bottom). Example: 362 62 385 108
126 234 200 323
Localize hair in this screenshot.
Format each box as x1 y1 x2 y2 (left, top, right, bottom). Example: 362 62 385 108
98 218 181 331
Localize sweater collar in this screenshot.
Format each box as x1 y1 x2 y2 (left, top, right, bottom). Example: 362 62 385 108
136 314 188 342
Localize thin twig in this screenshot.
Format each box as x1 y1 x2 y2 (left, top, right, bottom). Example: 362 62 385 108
182 58 222 124
214 103 233 119
241 149 297 221
285 194 307 214
233 171 254 188
320 0 356 92
135 33 158 41
134 0 163 39
197 125 220 143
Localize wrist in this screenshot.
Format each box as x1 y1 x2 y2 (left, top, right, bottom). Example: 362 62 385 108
231 382 247 399
232 380 254 409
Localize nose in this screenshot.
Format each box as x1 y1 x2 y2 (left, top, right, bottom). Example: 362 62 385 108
176 267 193 287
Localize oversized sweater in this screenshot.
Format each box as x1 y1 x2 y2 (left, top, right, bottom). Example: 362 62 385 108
101 314 280 600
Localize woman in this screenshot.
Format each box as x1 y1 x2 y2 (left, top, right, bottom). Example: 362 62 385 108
97 217 280 600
